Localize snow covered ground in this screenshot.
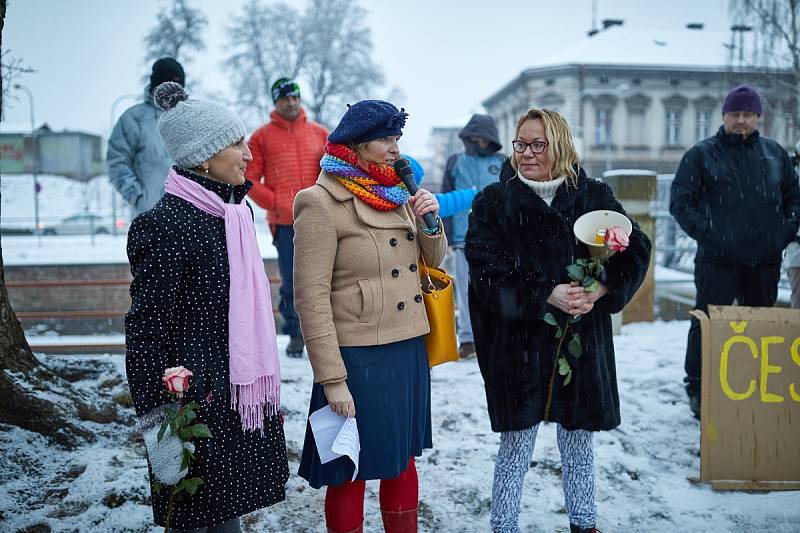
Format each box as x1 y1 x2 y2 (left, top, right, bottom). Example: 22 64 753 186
1 323 798 532
2 233 277 266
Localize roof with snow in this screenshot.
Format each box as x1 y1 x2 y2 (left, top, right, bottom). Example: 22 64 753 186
537 26 743 70
484 25 792 107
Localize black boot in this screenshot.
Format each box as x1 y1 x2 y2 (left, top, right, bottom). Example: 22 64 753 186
570 525 601 533
685 378 701 420
286 336 305 358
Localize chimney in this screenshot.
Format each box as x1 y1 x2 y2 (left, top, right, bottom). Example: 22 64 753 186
601 19 624 29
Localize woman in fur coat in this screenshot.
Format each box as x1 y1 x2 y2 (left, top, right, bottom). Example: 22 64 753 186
465 108 651 533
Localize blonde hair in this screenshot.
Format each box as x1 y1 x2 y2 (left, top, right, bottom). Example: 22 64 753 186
511 108 580 186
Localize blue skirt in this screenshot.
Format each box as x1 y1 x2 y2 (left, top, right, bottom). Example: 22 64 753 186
298 336 432 488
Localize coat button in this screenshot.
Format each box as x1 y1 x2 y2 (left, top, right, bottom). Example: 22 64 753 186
406 232 415 241
414 294 422 303
409 263 417 272
389 237 398 246
397 301 405 310
391 268 400 278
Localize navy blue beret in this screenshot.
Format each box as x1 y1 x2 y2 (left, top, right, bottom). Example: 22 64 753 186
328 100 408 145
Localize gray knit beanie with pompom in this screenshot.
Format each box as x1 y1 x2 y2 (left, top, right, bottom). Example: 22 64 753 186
153 81 246 168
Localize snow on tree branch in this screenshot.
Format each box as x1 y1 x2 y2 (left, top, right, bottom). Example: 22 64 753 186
224 0 384 128
143 0 208 66
0 50 34 118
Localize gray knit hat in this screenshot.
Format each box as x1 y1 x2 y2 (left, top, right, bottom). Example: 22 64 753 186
154 82 246 168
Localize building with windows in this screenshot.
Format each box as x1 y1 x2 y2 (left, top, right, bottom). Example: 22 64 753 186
482 24 796 178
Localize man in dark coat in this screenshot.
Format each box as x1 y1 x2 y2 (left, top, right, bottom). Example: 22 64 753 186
670 85 800 419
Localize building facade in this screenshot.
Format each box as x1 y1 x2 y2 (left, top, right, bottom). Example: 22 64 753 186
481 26 797 178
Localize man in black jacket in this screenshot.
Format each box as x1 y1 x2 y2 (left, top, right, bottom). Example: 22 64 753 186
670 85 800 419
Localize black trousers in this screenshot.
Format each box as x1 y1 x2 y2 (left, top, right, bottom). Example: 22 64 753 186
684 262 781 385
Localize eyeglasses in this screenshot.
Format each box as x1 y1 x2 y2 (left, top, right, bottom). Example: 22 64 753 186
511 140 548 154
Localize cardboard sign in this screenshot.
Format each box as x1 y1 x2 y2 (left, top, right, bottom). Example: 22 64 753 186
691 305 800 490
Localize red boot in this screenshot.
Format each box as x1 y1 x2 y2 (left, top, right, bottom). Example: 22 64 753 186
380 507 418 533
327 526 363 533
325 479 365 533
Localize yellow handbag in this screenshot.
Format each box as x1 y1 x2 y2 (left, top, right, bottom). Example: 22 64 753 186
419 254 459 367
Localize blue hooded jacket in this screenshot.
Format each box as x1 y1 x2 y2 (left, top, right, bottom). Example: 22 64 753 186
441 114 505 245
403 154 477 219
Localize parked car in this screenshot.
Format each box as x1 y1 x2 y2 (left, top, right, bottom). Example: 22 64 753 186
41 213 126 235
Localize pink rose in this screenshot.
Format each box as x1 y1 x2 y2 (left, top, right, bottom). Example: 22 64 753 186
162 366 193 397
605 226 629 252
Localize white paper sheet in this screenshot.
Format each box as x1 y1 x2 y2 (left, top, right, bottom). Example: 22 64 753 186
308 405 361 481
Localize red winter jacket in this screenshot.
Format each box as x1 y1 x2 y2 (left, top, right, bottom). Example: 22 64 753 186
245 107 328 226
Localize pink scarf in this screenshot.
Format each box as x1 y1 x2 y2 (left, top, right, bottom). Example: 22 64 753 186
164 169 280 433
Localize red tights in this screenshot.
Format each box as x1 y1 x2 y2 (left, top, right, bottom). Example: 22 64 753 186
324 457 418 532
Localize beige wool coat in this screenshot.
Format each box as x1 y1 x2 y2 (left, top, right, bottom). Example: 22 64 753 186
293 171 448 384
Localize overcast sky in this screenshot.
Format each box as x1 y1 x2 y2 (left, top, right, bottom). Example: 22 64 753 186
3 0 728 157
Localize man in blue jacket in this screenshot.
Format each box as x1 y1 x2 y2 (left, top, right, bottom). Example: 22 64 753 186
441 114 504 358
108 57 185 215
670 85 800 419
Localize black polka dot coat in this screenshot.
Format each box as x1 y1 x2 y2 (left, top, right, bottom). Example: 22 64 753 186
125 166 289 529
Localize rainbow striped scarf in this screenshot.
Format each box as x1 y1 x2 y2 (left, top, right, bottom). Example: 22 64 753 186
321 142 410 211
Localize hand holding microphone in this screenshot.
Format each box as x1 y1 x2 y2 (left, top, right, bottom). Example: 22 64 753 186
393 158 440 229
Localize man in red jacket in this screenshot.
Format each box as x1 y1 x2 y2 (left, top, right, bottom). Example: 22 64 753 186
246 78 328 357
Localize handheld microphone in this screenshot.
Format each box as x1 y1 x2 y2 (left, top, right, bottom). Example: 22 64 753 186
393 158 438 229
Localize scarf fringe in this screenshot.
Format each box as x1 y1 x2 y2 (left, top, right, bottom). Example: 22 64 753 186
230 374 280 435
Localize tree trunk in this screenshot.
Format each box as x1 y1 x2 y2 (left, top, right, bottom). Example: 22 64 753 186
0 1 98 448
0 0 36 372
0 246 38 372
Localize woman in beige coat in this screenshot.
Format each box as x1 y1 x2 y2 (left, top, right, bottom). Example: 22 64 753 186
294 100 446 533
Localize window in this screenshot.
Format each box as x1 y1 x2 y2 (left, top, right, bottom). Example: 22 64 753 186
539 93 565 114
666 109 681 146
662 95 688 148
596 109 612 146
693 96 717 142
624 94 651 147
696 110 711 141
628 109 645 145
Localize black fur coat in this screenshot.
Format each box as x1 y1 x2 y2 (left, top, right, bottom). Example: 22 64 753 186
465 160 651 432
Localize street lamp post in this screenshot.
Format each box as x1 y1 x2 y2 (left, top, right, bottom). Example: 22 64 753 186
14 83 41 241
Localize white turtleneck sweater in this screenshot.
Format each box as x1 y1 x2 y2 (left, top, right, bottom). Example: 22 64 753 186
517 172 566 205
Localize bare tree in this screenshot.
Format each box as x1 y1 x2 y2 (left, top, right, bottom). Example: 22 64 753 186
0 49 34 117
225 0 384 128
0 0 110 448
729 0 800 130
224 0 305 125
301 0 384 126
144 0 208 66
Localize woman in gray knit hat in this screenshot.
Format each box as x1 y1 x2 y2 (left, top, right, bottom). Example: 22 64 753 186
125 82 288 532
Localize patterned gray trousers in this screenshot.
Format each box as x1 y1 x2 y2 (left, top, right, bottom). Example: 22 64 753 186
490 423 596 533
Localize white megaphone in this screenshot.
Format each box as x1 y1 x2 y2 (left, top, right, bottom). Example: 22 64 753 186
573 210 632 258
